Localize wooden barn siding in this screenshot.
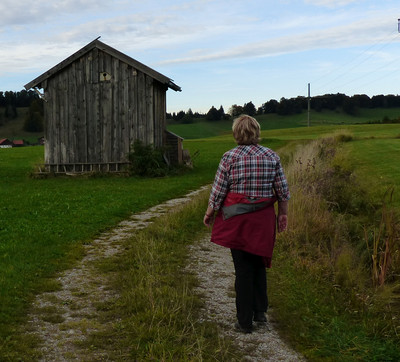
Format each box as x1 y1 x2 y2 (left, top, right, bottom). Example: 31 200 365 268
44 48 167 166
92 48 101 163
154 85 167 148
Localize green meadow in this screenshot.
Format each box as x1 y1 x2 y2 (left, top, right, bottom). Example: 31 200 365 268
168 107 400 139
1 114 400 359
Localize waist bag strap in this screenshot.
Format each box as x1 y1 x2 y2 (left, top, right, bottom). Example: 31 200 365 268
222 200 273 220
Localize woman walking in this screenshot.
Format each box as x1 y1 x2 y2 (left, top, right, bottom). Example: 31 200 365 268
204 115 290 334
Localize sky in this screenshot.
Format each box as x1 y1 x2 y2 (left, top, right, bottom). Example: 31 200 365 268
1 0 400 114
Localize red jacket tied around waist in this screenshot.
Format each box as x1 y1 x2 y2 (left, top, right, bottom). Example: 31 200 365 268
211 192 277 268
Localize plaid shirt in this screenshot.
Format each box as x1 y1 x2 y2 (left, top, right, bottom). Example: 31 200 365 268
209 144 290 210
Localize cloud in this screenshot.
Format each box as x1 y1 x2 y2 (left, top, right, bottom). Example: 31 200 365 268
55 13 189 45
304 0 360 8
0 0 103 27
157 13 397 65
0 43 72 78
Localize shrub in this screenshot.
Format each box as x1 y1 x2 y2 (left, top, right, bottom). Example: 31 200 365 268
128 140 169 177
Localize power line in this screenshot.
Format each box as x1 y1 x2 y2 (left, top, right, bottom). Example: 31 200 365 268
313 29 397 86
312 29 400 95
346 58 400 95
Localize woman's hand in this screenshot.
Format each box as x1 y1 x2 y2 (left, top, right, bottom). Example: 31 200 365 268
203 214 213 227
203 207 215 227
277 214 288 232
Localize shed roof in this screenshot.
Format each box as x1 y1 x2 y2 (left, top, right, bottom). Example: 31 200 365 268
24 38 181 92
165 130 184 140
0 138 12 145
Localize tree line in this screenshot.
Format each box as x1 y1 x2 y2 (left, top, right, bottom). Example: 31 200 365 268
2 90 400 132
167 93 400 123
0 90 43 131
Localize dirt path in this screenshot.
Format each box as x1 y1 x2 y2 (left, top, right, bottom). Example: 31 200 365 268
189 237 305 361
25 186 303 361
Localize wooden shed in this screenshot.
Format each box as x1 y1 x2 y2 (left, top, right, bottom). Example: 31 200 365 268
24 38 181 173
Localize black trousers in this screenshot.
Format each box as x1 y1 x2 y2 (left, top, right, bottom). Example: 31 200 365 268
230 249 268 328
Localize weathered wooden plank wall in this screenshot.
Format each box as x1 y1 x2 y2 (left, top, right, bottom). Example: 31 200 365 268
76 59 87 163
43 48 168 167
92 48 101 163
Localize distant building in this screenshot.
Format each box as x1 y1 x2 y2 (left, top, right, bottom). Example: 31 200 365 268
12 140 25 147
24 38 182 174
0 138 13 148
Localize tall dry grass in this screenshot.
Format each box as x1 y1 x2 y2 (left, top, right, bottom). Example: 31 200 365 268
280 134 360 281
277 131 400 340
364 187 400 288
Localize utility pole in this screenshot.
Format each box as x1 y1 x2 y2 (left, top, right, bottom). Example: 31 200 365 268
307 83 311 127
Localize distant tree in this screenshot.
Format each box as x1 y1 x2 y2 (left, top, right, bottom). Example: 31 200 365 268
320 94 336 110
352 94 371 108
342 97 357 116
385 94 400 107
371 95 386 108
0 92 5 107
3 91 18 119
23 99 44 132
4 104 18 119
243 101 256 116
181 108 194 124
206 106 221 121
312 93 347 111
217 105 225 120
262 99 279 114
293 96 307 113
311 96 323 112
331 93 347 108
229 104 243 118
174 110 186 121
276 98 294 115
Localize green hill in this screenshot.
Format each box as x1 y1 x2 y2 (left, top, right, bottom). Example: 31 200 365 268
168 107 400 139
2 106 400 142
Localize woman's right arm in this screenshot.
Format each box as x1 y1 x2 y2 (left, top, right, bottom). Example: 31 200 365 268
204 156 229 227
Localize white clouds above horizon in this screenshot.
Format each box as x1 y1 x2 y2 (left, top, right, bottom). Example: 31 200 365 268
1 0 400 112
304 0 360 8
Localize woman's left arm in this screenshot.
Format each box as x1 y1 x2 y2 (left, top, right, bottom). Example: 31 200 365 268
274 158 290 232
277 200 288 232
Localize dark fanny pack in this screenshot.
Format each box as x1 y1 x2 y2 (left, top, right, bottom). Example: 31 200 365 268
222 198 275 220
